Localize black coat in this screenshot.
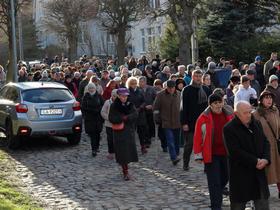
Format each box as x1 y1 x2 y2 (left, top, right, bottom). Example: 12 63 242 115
223 116 270 203
128 87 147 126
109 98 138 165
180 85 209 132
81 92 104 134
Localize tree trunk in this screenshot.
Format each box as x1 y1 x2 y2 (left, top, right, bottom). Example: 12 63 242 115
178 33 192 65
67 33 78 62
117 29 126 66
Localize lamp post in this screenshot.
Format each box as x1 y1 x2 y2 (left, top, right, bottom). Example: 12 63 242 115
11 0 18 82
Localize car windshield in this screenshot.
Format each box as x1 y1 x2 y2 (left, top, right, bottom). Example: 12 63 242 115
22 88 73 103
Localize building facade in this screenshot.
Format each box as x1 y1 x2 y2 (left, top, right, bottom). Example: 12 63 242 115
33 0 167 60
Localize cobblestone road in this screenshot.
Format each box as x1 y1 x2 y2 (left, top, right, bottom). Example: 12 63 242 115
1 131 280 210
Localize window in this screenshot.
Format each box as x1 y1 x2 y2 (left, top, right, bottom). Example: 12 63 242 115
155 0 160 8
141 29 145 36
22 88 73 103
149 0 154 8
158 26 162 34
142 37 146 52
147 28 152 35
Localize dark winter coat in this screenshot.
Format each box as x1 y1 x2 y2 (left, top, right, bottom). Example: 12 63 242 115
128 87 147 126
78 78 90 102
81 92 104 134
153 89 181 129
109 98 138 165
180 85 209 132
223 116 271 203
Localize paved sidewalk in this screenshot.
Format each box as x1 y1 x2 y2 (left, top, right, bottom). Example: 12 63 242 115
1 132 280 210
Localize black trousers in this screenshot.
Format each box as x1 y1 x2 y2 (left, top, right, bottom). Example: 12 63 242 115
205 155 229 210
183 131 194 168
146 111 155 141
88 131 101 151
106 127 114 154
137 125 147 146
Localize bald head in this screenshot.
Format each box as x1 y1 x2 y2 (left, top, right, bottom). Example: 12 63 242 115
234 101 252 125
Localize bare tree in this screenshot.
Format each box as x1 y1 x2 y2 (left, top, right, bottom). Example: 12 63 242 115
0 0 29 81
156 0 203 65
98 0 148 65
43 0 98 62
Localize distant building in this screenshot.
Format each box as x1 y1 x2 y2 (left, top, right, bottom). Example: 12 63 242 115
32 0 167 59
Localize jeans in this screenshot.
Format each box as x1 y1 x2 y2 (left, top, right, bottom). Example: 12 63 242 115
183 131 194 167
230 199 269 210
164 128 180 160
106 127 114 154
205 155 229 210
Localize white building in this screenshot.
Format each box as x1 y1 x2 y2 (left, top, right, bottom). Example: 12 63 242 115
33 0 167 59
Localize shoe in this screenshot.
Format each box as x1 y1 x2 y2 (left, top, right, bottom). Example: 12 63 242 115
172 158 181 166
222 187 229 196
92 150 97 157
183 165 190 171
141 146 147 155
106 153 114 160
123 174 130 181
278 192 280 199
162 148 168 153
145 144 151 148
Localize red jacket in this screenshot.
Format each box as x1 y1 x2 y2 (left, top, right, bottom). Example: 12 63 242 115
193 105 234 163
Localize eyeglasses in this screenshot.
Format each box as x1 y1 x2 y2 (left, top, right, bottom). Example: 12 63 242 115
263 95 272 99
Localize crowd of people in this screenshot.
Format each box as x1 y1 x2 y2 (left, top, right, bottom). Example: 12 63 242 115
1 52 280 209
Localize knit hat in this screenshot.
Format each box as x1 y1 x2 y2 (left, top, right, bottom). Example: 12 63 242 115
41 70 48 78
208 93 223 105
269 75 278 83
166 80 176 88
117 88 129 96
87 82 96 90
255 56 261 61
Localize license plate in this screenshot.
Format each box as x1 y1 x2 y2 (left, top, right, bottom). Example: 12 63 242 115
40 109 63 115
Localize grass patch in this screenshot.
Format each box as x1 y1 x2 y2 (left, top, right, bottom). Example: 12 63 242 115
0 150 43 210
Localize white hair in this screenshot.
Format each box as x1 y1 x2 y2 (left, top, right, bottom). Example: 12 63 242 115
234 100 251 112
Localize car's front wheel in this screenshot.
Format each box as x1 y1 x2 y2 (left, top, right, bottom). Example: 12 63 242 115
67 133 81 145
6 120 21 149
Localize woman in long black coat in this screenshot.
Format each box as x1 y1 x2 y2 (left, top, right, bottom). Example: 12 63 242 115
82 82 104 157
109 88 138 181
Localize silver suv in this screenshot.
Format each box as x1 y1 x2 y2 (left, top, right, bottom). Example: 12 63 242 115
0 82 82 149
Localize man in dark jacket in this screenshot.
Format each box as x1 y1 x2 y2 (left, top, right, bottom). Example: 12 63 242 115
223 101 270 209
78 70 94 102
181 69 210 170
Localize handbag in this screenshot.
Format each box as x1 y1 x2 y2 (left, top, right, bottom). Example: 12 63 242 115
262 115 280 155
112 122 124 131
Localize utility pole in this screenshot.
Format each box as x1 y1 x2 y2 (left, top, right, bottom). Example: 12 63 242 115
18 9 24 61
11 0 18 82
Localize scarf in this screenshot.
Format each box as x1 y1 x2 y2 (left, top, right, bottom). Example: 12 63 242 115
190 80 208 104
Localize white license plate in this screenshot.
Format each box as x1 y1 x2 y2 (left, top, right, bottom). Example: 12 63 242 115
40 109 63 115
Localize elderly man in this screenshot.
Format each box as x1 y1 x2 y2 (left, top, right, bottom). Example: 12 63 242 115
176 65 186 79
223 101 270 210
154 80 181 165
264 52 277 83
265 75 280 112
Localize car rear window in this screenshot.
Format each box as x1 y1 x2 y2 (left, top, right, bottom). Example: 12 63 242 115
22 88 73 103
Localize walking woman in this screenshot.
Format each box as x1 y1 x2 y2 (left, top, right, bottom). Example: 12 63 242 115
253 90 280 198
82 83 104 157
101 89 118 160
109 88 138 181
